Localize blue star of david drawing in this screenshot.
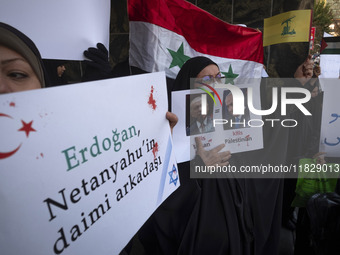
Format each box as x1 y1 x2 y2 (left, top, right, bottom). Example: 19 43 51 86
169 164 179 186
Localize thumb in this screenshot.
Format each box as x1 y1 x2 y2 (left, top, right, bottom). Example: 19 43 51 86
195 137 204 152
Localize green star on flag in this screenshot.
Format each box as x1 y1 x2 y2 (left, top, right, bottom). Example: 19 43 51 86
222 65 239 85
167 43 191 69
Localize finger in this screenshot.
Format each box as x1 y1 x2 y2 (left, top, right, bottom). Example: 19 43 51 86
304 62 314 69
166 112 178 124
195 137 204 151
97 43 109 55
84 50 106 64
210 143 226 153
87 47 108 61
166 112 178 132
218 155 231 165
220 150 231 157
217 150 231 159
303 55 312 65
220 152 232 161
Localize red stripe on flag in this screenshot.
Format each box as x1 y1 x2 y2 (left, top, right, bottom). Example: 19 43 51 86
128 0 263 64
320 39 328 53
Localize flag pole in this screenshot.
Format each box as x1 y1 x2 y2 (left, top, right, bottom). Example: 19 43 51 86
266 0 274 73
231 0 234 24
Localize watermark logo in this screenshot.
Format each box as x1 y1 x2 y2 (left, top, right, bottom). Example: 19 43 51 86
200 82 311 116
197 81 312 128
197 82 222 115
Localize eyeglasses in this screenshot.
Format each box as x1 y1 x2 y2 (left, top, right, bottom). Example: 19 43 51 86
197 73 225 85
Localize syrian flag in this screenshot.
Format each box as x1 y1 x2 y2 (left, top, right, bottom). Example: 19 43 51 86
128 0 264 83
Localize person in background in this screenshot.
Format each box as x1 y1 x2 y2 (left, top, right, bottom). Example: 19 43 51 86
43 59 68 86
136 57 259 255
173 56 231 167
124 56 285 255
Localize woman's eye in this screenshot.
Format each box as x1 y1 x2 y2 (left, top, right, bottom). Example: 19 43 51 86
8 72 28 79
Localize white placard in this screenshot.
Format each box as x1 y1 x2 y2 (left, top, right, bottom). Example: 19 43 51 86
319 55 340 79
171 81 264 163
319 78 340 157
0 72 179 255
0 0 110 60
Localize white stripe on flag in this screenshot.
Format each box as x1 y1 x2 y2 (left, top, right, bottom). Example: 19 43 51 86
129 21 263 80
325 42 340 49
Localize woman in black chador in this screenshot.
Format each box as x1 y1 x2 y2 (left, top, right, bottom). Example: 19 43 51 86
134 57 283 255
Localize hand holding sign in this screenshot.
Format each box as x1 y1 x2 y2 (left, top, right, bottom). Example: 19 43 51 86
195 137 231 166
166 112 178 134
0 72 179 255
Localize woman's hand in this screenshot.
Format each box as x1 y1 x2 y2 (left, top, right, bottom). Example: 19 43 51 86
313 151 326 165
195 137 231 166
166 112 178 134
294 54 314 85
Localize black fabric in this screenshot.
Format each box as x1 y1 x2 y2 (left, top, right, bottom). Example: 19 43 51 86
218 78 286 255
171 57 253 254
282 79 324 228
285 79 322 164
306 193 340 254
294 208 315 255
138 167 253 255
82 43 115 81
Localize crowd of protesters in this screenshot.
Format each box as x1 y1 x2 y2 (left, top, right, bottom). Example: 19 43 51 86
1 18 339 255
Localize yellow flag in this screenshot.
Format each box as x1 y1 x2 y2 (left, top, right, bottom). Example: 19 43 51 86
263 9 312 47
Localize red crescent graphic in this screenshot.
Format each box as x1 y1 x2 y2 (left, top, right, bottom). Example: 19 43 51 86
0 113 13 119
0 113 21 159
0 144 22 159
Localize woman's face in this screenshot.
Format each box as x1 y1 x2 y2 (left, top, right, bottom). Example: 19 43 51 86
197 64 220 79
194 64 221 88
0 45 41 94
57 65 66 77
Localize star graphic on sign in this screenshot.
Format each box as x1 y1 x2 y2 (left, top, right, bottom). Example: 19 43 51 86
222 65 239 85
168 164 179 186
18 120 36 137
167 43 191 69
